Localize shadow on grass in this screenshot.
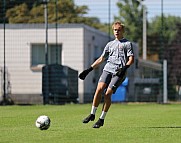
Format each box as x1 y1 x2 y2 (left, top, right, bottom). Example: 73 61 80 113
145 126 181 129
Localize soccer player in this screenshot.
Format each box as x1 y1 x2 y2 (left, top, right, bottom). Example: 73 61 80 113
79 21 134 128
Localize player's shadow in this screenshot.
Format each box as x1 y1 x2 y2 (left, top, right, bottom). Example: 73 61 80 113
145 126 181 129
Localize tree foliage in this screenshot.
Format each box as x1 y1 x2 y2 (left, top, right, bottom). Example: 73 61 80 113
3 0 105 30
148 15 181 45
115 0 143 43
147 16 181 90
0 0 36 23
147 15 181 61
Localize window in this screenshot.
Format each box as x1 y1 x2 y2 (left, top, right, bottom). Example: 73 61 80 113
31 43 62 70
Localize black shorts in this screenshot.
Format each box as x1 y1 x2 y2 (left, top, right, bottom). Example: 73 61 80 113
98 70 126 93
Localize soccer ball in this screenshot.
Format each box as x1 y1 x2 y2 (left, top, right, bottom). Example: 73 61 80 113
35 115 51 130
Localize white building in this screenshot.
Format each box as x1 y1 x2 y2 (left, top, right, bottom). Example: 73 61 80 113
0 24 110 104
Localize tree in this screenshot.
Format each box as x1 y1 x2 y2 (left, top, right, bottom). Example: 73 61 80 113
6 3 31 23
5 0 105 30
0 0 36 23
147 16 181 100
115 0 143 44
147 15 181 61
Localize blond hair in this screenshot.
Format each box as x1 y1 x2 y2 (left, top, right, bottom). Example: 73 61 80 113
112 21 125 32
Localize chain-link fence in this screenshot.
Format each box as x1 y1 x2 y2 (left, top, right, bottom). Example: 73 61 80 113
0 0 181 104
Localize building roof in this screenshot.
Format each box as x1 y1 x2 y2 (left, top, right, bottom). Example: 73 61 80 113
0 23 109 37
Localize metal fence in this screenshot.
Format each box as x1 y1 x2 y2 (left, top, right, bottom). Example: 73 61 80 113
0 0 181 104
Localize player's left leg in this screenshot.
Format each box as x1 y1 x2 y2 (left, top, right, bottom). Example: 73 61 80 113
93 75 125 128
82 82 107 123
93 87 113 128
82 71 111 124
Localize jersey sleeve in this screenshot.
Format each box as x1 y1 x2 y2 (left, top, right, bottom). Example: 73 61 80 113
101 42 110 59
126 42 134 57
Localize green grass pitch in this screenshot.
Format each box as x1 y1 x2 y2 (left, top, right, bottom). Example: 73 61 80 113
0 103 181 143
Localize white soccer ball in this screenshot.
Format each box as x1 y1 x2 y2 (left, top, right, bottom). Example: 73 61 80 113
35 115 51 130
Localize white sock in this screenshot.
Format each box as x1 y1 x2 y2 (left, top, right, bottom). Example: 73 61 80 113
91 106 97 115
100 111 107 120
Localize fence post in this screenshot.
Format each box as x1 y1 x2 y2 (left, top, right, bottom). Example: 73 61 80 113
163 60 167 103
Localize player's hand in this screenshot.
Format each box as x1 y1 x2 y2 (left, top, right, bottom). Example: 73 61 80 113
79 67 93 80
115 65 130 78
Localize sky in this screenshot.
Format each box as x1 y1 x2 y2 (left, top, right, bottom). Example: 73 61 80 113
74 0 181 23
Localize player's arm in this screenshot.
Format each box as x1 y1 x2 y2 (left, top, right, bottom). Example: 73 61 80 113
91 56 105 69
126 42 134 66
126 55 134 66
116 55 134 77
79 42 109 80
79 56 105 80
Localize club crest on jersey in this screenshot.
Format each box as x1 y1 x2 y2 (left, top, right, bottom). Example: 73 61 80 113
119 45 123 49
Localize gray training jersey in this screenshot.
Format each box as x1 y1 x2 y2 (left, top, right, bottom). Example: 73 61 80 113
101 38 134 74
